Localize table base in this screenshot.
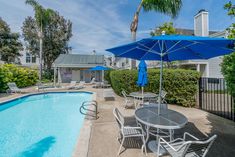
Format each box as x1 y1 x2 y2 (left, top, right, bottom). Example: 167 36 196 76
148 140 167 156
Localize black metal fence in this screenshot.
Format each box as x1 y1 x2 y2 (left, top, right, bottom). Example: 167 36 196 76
199 77 235 121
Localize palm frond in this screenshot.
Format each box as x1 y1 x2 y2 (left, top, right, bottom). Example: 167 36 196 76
142 0 182 18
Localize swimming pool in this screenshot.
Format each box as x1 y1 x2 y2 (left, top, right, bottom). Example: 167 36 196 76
0 92 92 157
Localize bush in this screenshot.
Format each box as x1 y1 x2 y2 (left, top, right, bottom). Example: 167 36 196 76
0 64 38 92
221 52 235 98
110 68 200 107
104 69 113 84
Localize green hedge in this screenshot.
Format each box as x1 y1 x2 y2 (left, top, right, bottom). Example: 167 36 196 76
110 69 200 107
0 64 38 92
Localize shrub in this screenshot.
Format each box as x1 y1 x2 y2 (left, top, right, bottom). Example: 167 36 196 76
221 52 235 98
104 69 113 84
110 68 200 107
0 64 38 92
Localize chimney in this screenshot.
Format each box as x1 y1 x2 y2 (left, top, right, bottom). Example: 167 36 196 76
194 9 209 36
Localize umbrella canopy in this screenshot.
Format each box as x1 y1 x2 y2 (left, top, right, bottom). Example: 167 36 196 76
137 60 148 87
106 35 234 61
106 35 234 113
89 66 110 71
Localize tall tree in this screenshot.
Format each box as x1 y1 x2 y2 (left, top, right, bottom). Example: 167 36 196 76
22 10 72 71
150 22 176 36
221 1 235 98
130 0 182 41
25 0 53 81
0 17 23 63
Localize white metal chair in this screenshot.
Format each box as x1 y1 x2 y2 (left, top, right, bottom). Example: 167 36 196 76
157 90 168 104
158 132 217 157
7 82 22 93
121 90 134 108
113 108 147 155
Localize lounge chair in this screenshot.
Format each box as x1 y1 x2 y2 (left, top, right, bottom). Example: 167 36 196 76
158 132 217 157
74 81 85 89
67 81 77 89
103 89 115 100
85 78 96 85
113 108 147 155
7 82 22 93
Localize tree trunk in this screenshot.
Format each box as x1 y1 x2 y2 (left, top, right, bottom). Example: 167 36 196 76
39 32 42 82
130 0 144 41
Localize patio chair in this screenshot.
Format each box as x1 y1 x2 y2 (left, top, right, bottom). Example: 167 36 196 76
121 90 134 108
113 108 147 155
85 77 96 85
74 81 85 89
7 82 22 93
157 90 167 104
67 81 77 89
157 132 217 157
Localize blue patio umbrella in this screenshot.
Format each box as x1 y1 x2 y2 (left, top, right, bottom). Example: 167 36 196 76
106 35 234 113
89 66 110 81
137 60 148 102
89 66 110 71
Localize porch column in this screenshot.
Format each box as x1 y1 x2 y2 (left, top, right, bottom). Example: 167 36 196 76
54 67 56 86
58 67 61 85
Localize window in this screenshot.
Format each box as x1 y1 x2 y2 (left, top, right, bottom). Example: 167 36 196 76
26 53 31 63
32 56 36 63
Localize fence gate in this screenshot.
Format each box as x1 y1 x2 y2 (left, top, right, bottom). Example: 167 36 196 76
199 77 235 122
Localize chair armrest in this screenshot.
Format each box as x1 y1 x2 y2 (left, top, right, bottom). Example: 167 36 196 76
183 132 199 141
159 137 178 151
123 126 145 134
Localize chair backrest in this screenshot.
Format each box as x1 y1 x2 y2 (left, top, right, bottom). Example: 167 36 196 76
7 82 18 90
70 81 77 86
113 108 124 129
182 135 217 157
121 90 128 99
161 90 167 99
90 77 96 83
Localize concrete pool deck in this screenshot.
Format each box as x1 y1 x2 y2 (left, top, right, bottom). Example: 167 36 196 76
1 85 235 157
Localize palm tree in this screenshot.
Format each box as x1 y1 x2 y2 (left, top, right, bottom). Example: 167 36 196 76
130 0 182 41
25 0 53 81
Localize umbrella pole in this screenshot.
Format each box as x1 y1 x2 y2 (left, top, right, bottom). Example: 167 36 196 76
158 56 163 115
142 86 144 103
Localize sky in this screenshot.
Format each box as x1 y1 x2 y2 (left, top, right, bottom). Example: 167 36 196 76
0 0 233 55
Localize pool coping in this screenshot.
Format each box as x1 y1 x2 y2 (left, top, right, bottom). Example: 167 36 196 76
0 90 95 157
72 90 97 157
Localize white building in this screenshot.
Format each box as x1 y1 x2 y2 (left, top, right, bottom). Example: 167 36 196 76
179 9 228 78
19 50 39 68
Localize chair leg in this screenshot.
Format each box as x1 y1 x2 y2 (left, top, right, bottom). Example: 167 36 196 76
141 136 147 156
118 137 125 156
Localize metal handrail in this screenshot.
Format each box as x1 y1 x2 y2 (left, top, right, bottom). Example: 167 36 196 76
79 100 98 119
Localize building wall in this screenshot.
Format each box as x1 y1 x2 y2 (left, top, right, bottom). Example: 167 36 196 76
59 68 102 83
19 50 39 68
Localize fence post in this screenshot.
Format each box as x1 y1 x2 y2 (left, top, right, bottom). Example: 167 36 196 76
198 78 202 109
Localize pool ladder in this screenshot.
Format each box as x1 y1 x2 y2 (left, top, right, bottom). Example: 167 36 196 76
79 101 98 119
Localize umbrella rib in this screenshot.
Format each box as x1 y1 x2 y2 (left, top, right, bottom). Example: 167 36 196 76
137 42 161 55
139 40 162 59
115 47 138 57
165 40 182 54
168 41 206 59
167 42 197 54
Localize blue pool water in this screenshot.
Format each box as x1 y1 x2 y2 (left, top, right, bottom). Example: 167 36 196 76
0 92 92 157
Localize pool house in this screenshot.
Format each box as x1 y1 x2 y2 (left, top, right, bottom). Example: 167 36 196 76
53 54 104 84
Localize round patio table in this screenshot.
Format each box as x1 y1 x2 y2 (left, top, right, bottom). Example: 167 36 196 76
135 106 188 155
129 92 158 99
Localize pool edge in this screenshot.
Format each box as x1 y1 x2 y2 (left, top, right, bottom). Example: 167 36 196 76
72 91 97 157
